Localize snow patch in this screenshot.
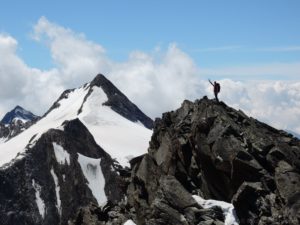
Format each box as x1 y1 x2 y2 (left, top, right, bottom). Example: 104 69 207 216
77 153 106 205
136 120 146 128
32 179 46 219
52 142 70 165
10 130 15 136
55 125 65 131
110 165 115 171
12 117 29 124
123 219 136 225
50 168 62 215
216 155 224 162
180 214 188 222
192 195 239 225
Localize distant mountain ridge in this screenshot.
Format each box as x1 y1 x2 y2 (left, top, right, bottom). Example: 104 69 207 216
1 105 39 124
0 106 40 143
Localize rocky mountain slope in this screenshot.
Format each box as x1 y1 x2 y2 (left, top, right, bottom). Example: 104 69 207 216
0 119 125 225
127 97 300 225
0 75 299 225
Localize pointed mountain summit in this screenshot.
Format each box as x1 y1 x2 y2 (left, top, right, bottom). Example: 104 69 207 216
1 105 39 124
0 74 153 167
0 106 40 143
86 74 153 129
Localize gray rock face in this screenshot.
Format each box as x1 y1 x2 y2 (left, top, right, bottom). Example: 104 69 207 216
0 119 39 142
127 97 300 225
0 119 125 225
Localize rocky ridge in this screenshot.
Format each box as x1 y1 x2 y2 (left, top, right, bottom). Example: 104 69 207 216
126 97 300 225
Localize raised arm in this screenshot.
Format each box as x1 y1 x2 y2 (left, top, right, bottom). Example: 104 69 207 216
208 79 214 86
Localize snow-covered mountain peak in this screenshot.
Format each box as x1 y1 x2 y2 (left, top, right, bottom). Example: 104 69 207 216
82 74 153 129
0 74 153 168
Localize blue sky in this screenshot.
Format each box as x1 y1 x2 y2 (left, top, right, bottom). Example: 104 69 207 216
1 0 300 133
1 0 300 70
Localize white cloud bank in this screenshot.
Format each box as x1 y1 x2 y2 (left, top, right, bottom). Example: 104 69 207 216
0 16 300 134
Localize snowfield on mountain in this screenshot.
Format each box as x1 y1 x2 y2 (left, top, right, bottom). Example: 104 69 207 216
0 75 152 168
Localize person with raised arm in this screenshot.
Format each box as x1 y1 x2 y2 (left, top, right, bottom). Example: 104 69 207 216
209 79 221 102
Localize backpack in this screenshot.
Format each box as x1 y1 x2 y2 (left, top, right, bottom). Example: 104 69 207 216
215 83 221 93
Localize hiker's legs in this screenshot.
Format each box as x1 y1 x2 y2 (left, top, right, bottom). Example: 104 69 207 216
214 92 219 102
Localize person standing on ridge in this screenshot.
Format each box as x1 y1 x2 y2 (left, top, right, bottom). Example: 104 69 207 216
209 79 221 102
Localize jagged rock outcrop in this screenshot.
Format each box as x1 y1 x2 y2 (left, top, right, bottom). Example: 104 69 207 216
0 120 38 142
127 97 300 225
0 119 126 225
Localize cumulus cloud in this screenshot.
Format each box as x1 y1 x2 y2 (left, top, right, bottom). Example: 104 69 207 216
32 16 111 87
109 44 202 116
0 16 300 134
219 80 300 133
0 33 65 116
